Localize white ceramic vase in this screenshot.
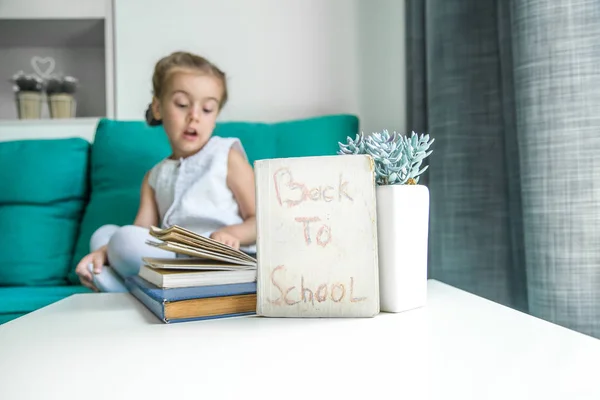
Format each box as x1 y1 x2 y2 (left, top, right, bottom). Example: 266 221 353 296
376 184 429 313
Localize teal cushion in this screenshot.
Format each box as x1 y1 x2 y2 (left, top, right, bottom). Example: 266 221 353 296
213 121 275 166
0 313 23 325
69 114 359 283
0 285 91 324
215 114 359 162
273 114 359 158
69 119 172 283
0 138 89 286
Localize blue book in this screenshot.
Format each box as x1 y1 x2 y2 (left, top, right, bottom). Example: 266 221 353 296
125 275 257 323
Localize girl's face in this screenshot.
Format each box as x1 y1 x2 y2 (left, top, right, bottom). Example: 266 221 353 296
152 70 223 159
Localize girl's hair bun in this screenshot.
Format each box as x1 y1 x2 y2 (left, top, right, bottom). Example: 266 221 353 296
145 103 162 126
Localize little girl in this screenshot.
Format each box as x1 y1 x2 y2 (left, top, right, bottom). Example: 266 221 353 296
75 51 257 292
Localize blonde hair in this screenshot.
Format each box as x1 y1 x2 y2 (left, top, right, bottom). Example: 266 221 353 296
146 51 228 125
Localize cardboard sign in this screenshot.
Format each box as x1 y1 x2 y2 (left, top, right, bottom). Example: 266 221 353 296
254 154 380 317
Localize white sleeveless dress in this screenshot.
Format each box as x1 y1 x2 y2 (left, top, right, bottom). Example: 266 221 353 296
147 136 256 253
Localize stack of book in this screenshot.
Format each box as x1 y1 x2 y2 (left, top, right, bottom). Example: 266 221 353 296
125 225 257 323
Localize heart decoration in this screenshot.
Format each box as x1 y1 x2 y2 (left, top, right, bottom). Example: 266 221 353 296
31 56 55 79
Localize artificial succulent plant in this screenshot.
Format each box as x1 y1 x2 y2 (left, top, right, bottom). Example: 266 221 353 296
10 71 44 92
45 75 78 95
338 130 434 185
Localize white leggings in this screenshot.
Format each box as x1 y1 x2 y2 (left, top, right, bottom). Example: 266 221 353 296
90 224 175 292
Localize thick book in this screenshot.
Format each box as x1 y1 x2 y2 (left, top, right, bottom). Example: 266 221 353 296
254 154 380 318
125 275 257 323
145 225 257 267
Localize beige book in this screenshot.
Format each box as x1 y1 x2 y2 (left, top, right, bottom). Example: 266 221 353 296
254 154 380 317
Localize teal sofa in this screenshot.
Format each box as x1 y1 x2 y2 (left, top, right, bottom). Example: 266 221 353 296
0 114 359 324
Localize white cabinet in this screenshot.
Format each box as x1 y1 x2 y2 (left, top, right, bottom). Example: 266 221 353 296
0 0 114 122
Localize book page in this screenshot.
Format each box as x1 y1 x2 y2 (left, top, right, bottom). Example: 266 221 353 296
152 232 256 262
145 241 256 267
149 225 256 263
142 257 254 271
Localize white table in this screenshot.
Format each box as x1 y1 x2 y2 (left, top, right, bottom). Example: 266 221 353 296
1 280 599 400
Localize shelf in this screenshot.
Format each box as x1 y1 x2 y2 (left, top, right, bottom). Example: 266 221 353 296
0 117 101 127
0 117 100 143
0 0 106 20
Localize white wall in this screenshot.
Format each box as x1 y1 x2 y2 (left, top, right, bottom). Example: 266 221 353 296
357 0 406 135
0 0 406 142
114 0 362 123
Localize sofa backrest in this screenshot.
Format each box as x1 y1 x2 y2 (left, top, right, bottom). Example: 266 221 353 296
67 114 358 284
0 138 89 286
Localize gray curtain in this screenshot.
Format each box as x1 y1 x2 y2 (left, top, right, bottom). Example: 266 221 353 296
406 0 600 338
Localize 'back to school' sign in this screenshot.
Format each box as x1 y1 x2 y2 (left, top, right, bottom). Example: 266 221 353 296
254 154 380 317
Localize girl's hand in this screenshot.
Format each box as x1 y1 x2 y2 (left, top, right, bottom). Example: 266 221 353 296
75 247 107 291
210 231 240 250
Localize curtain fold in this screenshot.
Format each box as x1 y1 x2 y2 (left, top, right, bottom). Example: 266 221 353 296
407 0 600 337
